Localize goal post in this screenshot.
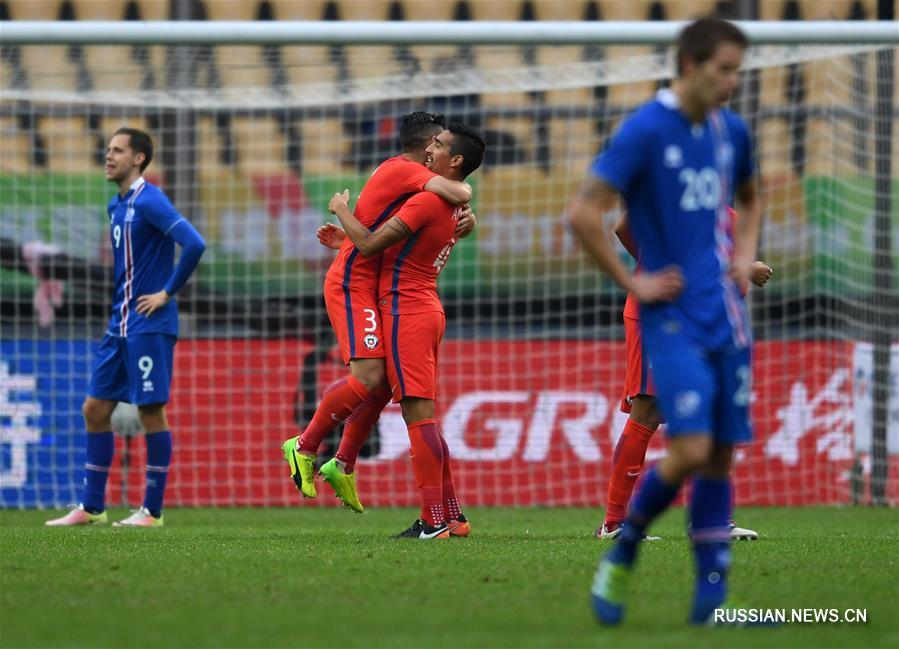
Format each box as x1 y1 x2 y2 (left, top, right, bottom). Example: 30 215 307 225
0 21 896 508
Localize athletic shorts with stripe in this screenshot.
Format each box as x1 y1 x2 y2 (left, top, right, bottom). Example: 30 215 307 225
323 279 385 365
381 309 445 403
88 333 176 405
620 315 656 413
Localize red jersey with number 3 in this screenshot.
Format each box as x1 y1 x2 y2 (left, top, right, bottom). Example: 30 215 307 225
378 192 460 315
325 156 436 291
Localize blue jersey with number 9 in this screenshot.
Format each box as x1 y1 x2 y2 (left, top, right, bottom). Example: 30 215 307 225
106 177 183 338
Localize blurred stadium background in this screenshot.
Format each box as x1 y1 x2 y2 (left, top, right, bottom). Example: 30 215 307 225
0 0 896 512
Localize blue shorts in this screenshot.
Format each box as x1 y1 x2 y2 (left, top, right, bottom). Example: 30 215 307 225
88 333 176 405
644 335 752 443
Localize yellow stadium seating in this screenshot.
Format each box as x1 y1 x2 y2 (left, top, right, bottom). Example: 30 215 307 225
216 45 271 88
759 0 875 20
338 0 393 20
466 0 524 21
40 116 99 173
549 117 598 168
531 0 585 20
0 117 32 173
297 116 350 175
399 0 457 20
281 45 340 85
19 46 79 92
6 0 59 20
232 116 290 174
202 0 260 20
268 0 329 20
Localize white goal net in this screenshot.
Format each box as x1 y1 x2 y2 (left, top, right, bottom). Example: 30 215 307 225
1 40 896 509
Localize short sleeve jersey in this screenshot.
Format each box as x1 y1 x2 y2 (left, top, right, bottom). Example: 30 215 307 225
593 89 756 349
106 177 184 337
378 192 460 316
623 207 740 320
325 156 437 291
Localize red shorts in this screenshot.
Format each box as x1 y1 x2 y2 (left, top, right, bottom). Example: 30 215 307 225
620 316 655 413
323 280 385 365
382 310 445 403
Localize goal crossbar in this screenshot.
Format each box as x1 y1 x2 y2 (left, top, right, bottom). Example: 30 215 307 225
1 20 897 46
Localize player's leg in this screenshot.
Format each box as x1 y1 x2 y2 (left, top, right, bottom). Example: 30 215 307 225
282 285 385 499
602 397 660 538
46 335 125 526
602 316 660 537
320 379 392 513
440 431 470 537
686 344 754 623
293 360 379 456
687 440 734 623
396 396 449 539
333 382 391 471
113 333 175 527
728 448 758 540
592 340 715 625
388 311 449 539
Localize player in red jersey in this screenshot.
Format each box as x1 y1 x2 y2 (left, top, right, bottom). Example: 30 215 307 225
281 113 475 512
327 123 485 539
599 207 772 541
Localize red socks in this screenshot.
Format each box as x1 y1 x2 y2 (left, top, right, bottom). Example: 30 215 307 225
335 384 391 473
298 375 370 455
407 419 446 527
605 418 656 525
439 434 461 521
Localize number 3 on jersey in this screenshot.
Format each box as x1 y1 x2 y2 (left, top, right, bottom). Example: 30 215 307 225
362 308 377 333
678 166 720 212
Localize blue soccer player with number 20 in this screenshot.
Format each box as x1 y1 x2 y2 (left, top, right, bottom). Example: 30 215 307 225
569 18 763 625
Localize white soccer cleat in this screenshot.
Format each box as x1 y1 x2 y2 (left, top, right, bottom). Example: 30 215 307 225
45 504 107 526
112 507 164 528
729 522 758 540
597 522 661 541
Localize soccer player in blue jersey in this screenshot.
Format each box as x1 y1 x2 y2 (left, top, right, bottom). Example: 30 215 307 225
568 18 762 624
46 127 205 528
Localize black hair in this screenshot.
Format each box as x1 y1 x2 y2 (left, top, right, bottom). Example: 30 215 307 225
676 18 748 77
398 111 445 151
446 122 485 178
113 127 154 172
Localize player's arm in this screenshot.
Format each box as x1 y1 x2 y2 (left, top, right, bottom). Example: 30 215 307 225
328 190 411 257
750 260 772 287
730 116 764 289
731 178 763 286
136 196 206 316
613 213 638 261
317 202 475 249
423 176 472 205
568 177 682 303
316 222 346 250
455 204 476 238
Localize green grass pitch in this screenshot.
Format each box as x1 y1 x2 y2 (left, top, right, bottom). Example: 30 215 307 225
1 507 897 649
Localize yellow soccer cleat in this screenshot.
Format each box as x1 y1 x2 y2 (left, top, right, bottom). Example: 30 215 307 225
319 458 364 513
281 436 317 499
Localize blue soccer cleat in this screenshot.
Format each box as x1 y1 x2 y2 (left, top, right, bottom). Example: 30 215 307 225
590 556 632 625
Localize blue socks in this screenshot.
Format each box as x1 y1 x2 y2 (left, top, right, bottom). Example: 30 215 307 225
143 430 172 519
608 465 680 567
689 476 733 623
82 431 114 514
